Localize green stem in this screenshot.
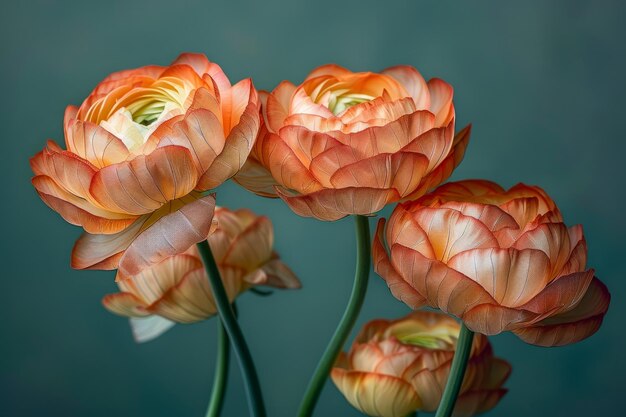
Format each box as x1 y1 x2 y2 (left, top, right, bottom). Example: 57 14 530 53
297 215 371 417
434 323 475 417
205 320 229 417
196 240 266 417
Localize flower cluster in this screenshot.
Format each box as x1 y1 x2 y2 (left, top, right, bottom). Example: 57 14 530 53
30 53 610 417
103 207 301 341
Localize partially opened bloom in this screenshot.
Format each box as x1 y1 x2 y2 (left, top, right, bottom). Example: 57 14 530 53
235 64 470 220
30 53 260 276
103 206 300 342
374 180 610 346
331 311 510 417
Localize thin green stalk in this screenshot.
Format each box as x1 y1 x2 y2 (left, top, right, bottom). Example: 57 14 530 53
196 240 266 417
434 323 475 417
205 320 229 417
297 215 371 417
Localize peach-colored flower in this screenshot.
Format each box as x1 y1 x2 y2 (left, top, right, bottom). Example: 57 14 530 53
30 53 260 276
103 206 300 342
234 64 470 221
331 311 510 417
374 180 610 346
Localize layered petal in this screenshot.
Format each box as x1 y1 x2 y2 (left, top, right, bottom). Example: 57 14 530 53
373 219 426 309
148 108 225 174
72 195 216 273
65 119 130 168
513 278 610 346
90 146 200 215
276 187 400 221
331 370 421 417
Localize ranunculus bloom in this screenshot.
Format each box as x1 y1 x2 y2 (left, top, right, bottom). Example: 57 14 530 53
331 311 510 417
234 64 470 221
103 206 301 342
374 180 610 347
30 53 260 276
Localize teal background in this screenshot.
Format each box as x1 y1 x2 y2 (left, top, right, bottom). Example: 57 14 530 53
2 0 624 416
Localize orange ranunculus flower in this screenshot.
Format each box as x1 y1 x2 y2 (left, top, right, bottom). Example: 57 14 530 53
30 53 260 276
103 206 301 342
331 311 510 417
374 180 611 347
234 64 470 221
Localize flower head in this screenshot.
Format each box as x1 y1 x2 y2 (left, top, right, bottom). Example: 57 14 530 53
30 53 260 275
235 64 469 221
332 311 510 417
103 206 300 342
374 180 610 346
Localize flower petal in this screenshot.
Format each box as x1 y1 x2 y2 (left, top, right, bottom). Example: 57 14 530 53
259 133 324 194
403 124 471 201
329 152 430 198
410 208 499 262
373 219 427 309
428 78 454 126
382 65 430 109
196 95 259 190
220 78 257 133
518 270 594 315
65 119 130 168
147 268 216 323
278 125 343 168
72 216 146 270
243 258 302 289
390 244 496 318
118 254 203 304
499 197 540 229
330 369 421 417
462 303 540 335
513 222 572 276
305 64 353 80
560 225 587 275
90 146 200 215
118 194 216 276
276 187 400 221
337 111 436 158
513 277 610 346
401 123 455 173
436 201 518 233
233 156 280 198
30 142 97 200
129 316 176 343
447 248 553 307
149 108 225 175
171 52 210 71
454 389 508 417
221 217 273 268
32 175 137 234
102 292 148 317
264 81 297 132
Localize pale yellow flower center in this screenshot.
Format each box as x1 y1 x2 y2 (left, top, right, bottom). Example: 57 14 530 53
325 90 375 115
95 76 195 151
396 327 457 350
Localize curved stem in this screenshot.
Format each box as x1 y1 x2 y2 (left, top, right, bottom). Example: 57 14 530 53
297 215 371 417
205 320 229 417
196 240 266 417
434 323 475 417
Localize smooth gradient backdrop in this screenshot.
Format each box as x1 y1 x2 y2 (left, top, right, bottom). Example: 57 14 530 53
2 1 625 416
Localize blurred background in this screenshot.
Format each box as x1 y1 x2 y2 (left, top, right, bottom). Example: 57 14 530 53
2 0 625 416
